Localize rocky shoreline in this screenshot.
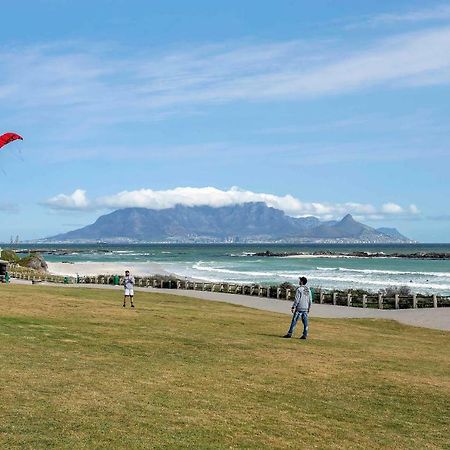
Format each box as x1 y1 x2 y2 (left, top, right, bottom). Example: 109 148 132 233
15 248 111 256
254 250 450 260
10 247 450 260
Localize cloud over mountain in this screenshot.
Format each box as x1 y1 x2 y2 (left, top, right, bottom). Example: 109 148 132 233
44 186 420 221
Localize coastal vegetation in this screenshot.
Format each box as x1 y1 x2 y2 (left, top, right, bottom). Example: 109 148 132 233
0 285 449 449
0 249 19 263
1 249 47 271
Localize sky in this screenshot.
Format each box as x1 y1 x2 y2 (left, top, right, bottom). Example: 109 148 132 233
0 0 449 242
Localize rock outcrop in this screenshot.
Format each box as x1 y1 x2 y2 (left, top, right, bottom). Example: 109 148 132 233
18 253 48 272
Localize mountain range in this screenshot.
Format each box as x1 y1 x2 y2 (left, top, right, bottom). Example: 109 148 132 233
44 203 413 243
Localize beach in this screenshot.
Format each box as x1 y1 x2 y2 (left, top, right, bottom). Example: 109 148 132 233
46 261 171 277
34 243 450 296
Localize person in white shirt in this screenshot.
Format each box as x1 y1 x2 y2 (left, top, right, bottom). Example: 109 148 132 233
123 270 135 308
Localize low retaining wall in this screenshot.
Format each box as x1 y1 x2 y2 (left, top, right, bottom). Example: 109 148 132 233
8 271 450 310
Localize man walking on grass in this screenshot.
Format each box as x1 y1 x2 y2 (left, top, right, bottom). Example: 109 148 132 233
123 270 135 308
284 276 312 339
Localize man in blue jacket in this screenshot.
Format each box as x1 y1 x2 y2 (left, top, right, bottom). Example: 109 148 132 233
283 276 312 339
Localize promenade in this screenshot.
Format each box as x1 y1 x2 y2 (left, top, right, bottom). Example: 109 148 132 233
10 279 450 331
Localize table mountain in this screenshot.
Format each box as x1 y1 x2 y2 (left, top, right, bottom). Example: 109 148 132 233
45 203 413 243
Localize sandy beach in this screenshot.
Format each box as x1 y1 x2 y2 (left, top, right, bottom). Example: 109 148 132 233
47 261 171 277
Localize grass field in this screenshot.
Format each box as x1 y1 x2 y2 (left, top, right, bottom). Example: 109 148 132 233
0 285 449 449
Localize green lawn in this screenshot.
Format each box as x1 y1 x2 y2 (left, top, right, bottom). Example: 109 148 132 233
0 285 449 449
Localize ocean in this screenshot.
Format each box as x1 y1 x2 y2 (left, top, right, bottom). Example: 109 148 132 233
8 243 450 296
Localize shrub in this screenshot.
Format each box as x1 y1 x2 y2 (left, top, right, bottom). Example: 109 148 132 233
379 286 411 296
279 282 295 291
1 249 19 263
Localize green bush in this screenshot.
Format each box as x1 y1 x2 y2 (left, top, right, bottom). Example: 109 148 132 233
17 255 34 267
379 286 412 296
1 249 19 263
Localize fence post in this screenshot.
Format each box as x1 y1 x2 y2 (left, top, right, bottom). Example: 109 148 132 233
433 294 438 308
259 286 263 297
347 293 352 307
332 292 337 305
319 291 324 304
362 294 367 308
412 294 417 309
177 281 181 289
202 283 206 291
212 284 216 292
395 294 399 309
277 288 281 299
378 293 383 309
267 287 271 298
250 286 254 296
286 289 291 301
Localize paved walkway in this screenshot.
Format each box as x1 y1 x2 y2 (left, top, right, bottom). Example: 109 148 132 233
150 287 450 332
10 279 450 331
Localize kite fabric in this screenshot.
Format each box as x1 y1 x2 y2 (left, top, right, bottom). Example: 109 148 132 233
0 132 23 150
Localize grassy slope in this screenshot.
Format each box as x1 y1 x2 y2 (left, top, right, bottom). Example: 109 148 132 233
0 285 449 450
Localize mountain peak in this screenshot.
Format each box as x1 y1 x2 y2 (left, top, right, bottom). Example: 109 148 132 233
340 213 355 222
44 203 413 243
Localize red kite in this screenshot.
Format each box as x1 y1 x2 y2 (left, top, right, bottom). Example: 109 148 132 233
0 132 23 150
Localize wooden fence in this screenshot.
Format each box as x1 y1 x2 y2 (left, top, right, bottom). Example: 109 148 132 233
8 271 450 310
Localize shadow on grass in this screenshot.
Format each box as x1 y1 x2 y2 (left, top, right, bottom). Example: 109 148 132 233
255 332 295 338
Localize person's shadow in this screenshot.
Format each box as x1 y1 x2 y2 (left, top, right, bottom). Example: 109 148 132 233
255 332 287 338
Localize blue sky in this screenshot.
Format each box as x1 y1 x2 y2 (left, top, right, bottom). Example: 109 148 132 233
0 0 449 242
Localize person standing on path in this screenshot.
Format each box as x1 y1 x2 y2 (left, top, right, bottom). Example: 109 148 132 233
284 276 312 339
123 270 135 308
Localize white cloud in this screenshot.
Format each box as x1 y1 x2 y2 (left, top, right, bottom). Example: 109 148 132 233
43 186 421 220
45 189 90 210
2 25 450 130
369 4 450 26
381 203 404 214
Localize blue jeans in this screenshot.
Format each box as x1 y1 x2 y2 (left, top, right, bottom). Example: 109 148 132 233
287 311 308 337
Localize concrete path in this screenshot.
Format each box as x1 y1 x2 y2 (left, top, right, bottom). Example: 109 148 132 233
148 287 450 332
9 279 450 332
